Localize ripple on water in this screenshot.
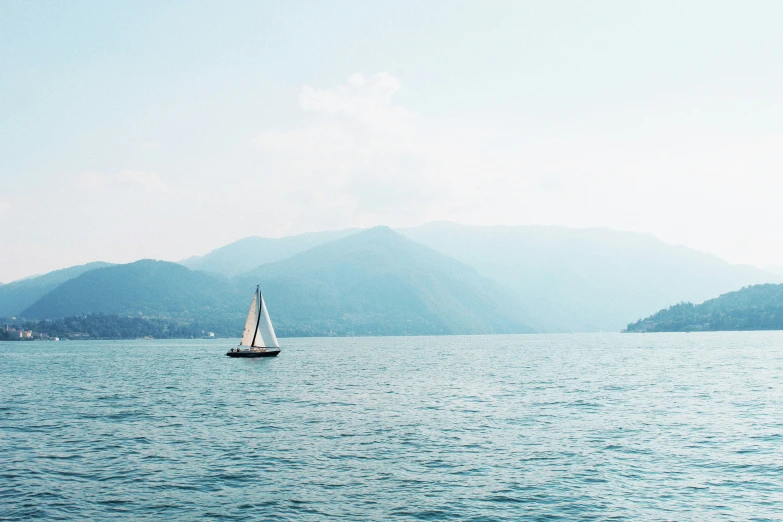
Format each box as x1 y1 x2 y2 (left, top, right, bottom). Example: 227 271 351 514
2 333 783 520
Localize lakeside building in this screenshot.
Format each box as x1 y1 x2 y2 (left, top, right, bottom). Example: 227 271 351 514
4 324 49 340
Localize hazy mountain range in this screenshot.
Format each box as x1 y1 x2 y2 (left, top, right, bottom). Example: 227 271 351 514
765 265 783 277
399 223 779 332
180 229 359 277
15 228 530 336
2 223 780 336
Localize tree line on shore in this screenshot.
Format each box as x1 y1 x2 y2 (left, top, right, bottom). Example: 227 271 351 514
0 314 235 341
0 313 406 340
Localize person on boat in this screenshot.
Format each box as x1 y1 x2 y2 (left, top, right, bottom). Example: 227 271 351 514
230 348 235 353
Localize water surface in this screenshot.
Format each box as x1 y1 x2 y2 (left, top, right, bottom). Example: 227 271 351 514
2 333 783 520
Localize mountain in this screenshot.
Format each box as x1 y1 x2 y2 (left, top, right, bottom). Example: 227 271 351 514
625 284 783 332
22 260 239 321
399 222 780 332
235 227 531 336
180 229 359 276
765 265 783 277
18 223 778 337
0 262 112 317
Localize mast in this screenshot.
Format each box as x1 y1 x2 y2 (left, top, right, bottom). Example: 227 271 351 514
250 285 263 347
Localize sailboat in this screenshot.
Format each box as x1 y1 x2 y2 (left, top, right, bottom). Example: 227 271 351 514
227 286 280 358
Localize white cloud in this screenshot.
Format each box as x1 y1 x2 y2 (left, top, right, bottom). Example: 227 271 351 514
256 73 518 228
299 72 410 126
252 73 783 268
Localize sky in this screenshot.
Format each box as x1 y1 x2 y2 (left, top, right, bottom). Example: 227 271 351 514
1 1 782 282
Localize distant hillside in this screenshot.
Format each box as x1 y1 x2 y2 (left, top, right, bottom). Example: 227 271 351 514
22 260 239 321
625 284 783 332
19 233 531 337
0 262 112 317
236 227 531 336
181 229 359 276
765 265 783 277
400 222 780 333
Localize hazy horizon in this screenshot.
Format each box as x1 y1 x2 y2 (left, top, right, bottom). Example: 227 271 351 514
3 1 783 282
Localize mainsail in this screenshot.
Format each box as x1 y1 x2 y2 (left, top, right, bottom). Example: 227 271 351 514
239 294 258 347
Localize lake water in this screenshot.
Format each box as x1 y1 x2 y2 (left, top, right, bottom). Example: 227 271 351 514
2 333 783 520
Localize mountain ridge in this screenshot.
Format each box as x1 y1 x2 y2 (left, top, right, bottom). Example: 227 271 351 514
22 260 239 321
0 261 113 317
8 223 781 335
18 229 531 337
398 222 779 332
235 226 531 336
180 229 359 276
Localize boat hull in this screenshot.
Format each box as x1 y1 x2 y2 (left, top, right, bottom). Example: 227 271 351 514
226 350 280 358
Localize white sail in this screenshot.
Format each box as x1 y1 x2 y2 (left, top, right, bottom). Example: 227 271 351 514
253 294 279 348
239 294 257 346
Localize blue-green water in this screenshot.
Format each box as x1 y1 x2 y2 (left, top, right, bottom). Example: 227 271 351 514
2 333 783 520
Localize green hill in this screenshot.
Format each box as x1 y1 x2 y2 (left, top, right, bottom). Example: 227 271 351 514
625 284 783 332
180 229 359 276
21 260 239 321
236 227 531 336
0 262 112 317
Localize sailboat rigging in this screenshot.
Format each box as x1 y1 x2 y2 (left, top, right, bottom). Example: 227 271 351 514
227 286 280 358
